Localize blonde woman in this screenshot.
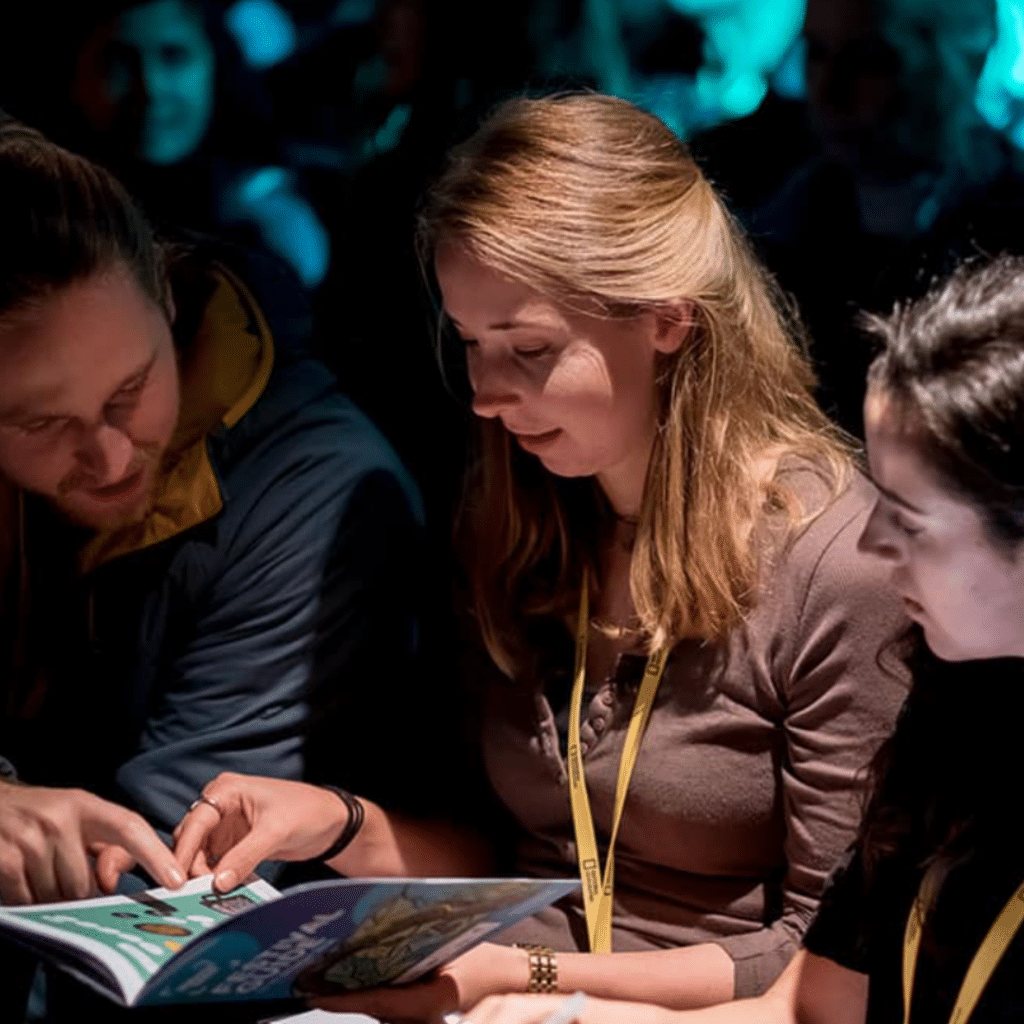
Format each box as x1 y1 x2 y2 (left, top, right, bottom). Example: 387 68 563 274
172 94 907 1019
454 255 1024 1024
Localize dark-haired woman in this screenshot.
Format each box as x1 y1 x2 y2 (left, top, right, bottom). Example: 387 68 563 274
466 254 1024 1023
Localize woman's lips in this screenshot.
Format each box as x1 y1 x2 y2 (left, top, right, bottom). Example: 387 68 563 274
512 428 562 452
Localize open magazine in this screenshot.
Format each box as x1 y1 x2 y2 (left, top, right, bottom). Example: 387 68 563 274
0 874 577 1007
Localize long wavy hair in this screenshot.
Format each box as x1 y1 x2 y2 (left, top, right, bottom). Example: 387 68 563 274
859 255 1024 885
418 93 852 677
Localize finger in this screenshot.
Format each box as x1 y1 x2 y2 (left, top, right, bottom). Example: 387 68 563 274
207 827 282 893
89 811 185 891
93 844 136 894
53 840 94 901
189 847 213 879
0 846 33 905
22 840 61 904
173 803 224 878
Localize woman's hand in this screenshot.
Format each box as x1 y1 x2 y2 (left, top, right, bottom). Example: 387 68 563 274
172 772 348 891
306 943 530 1023
461 993 677 1024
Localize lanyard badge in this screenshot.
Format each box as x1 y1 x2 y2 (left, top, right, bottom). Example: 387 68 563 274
903 863 1024 1024
566 579 668 953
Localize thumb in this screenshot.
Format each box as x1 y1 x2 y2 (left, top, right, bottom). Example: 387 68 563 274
209 829 275 893
94 844 136 894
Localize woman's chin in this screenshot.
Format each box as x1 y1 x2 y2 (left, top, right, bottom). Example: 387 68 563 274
921 623 995 664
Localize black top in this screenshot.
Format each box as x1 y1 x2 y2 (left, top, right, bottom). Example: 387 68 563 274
804 845 1024 1024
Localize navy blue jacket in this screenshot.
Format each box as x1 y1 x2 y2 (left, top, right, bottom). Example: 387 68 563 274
0 251 425 836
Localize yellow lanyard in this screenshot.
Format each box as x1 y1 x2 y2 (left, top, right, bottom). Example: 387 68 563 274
566 579 669 954
902 863 1024 1024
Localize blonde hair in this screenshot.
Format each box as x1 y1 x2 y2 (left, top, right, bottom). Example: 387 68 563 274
419 93 851 677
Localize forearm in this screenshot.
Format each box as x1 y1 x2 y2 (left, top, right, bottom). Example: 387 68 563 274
326 797 495 879
669 951 863 1024
554 943 734 1010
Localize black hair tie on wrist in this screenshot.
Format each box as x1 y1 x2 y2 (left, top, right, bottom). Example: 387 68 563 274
317 785 365 862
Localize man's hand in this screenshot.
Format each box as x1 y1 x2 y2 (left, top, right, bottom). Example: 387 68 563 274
0 781 185 904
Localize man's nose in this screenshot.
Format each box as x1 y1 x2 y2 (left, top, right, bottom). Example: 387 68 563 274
140 55 172 103
77 423 135 485
857 500 902 563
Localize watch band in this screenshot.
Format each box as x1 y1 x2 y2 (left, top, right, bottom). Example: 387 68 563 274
514 943 558 993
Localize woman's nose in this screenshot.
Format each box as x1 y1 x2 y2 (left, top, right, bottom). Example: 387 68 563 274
469 354 523 419
857 500 903 563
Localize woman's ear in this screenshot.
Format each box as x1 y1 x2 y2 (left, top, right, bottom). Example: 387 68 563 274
652 301 696 354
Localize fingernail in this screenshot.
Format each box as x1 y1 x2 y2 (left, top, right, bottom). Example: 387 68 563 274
216 869 237 891
169 869 185 887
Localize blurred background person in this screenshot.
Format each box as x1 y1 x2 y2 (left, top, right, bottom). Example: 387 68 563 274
7 0 331 291
747 0 1005 436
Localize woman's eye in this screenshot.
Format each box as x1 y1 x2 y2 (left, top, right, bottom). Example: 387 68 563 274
889 509 922 537
514 345 552 360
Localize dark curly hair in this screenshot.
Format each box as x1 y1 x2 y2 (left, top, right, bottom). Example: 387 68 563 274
858 255 1024 888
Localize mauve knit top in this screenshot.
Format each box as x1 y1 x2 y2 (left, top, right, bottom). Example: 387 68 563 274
481 464 909 997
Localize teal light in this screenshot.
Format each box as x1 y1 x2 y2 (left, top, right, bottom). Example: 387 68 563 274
976 0 1024 148
637 0 806 136
224 0 297 70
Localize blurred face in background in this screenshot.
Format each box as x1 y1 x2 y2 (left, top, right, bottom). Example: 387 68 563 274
73 0 216 166
0 267 180 531
804 0 995 175
803 0 901 168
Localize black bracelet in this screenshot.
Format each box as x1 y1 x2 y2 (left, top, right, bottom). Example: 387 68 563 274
317 785 365 862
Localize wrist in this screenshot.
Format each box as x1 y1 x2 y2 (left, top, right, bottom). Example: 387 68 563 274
316 785 365 862
462 943 532 1002
513 943 559 994
509 944 532 993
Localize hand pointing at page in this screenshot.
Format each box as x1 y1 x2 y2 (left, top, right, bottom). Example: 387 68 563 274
173 772 493 892
0 781 185 904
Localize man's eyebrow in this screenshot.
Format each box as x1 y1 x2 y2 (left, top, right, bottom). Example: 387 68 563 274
868 476 928 515
0 351 159 425
0 405 33 425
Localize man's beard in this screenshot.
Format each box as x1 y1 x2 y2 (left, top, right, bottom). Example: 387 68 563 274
55 441 164 532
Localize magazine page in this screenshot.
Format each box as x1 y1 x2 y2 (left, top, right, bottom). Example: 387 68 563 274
0 875 279 1005
140 877 578 1006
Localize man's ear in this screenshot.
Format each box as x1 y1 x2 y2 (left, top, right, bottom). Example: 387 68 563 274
652 300 696 354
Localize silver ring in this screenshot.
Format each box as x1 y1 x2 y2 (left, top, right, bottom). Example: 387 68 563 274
187 795 222 817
